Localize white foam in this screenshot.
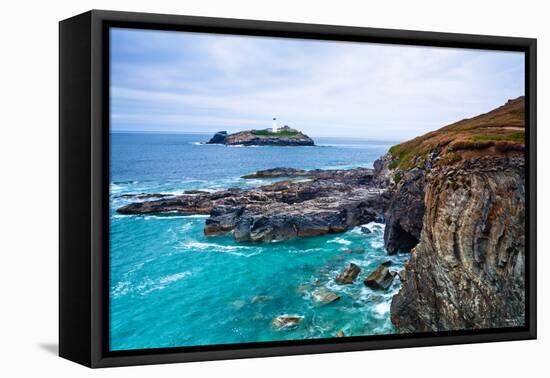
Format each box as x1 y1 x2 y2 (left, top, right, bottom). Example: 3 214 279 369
158 271 192 284
360 221 385 233
370 240 385 249
141 214 209 220
111 281 131 298
111 214 130 219
183 241 250 251
227 144 260 148
182 241 261 257
180 223 193 232
374 302 391 316
328 238 352 246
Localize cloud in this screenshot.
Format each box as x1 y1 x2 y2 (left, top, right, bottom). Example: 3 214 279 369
110 28 524 140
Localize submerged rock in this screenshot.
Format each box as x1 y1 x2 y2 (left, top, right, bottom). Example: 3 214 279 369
364 264 396 290
360 226 372 234
311 288 341 304
250 295 272 304
336 330 346 337
335 263 361 284
271 315 304 330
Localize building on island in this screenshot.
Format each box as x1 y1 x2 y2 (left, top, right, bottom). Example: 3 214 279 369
272 117 278 133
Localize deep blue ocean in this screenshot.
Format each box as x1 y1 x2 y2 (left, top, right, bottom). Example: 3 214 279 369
109 133 408 351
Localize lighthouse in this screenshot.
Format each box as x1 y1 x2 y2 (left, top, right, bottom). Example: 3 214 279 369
272 117 278 133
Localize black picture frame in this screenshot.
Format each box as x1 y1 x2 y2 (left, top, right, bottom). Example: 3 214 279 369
59 9 537 368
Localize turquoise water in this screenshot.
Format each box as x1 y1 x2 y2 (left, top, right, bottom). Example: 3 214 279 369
109 133 408 351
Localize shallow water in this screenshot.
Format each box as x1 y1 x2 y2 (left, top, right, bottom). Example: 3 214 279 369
109 133 408 351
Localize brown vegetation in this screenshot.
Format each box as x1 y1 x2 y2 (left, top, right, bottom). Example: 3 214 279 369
388 97 525 171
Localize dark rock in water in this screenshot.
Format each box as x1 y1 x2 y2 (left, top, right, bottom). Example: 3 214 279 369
391 156 526 332
250 295 272 304
360 226 372 234
335 263 361 284
116 189 243 215
242 167 309 179
364 264 396 290
204 206 245 236
117 167 387 242
206 127 314 146
381 260 392 267
311 288 340 304
271 315 304 330
184 189 210 195
207 131 228 144
336 330 346 337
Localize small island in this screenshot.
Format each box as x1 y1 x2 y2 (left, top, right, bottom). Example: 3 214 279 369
207 119 315 146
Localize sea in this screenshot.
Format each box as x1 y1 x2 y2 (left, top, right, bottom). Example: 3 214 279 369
109 132 409 351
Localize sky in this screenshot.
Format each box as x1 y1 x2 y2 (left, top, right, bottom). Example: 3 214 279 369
110 28 524 140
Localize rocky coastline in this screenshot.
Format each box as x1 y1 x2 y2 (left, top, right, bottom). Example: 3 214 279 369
117 97 526 333
117 166 387 242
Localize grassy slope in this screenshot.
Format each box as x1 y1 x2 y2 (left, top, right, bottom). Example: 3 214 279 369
389 96 525 171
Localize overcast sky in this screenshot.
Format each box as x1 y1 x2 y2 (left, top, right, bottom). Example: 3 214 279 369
110 28 524 140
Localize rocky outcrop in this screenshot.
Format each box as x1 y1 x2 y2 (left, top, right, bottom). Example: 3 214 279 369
117 167 387 242
364 263 396 290
208 131 228 144
311 288 341 304
271 315 304 329
380 96 525 256
207 126 315 146
335 263 361 284
385 97 527 332
391 156 525 332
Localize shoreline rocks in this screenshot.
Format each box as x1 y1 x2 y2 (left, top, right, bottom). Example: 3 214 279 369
311 288 341 304
335 263 361 284
271 315 304 330
117 167 387 242
364 264 396 290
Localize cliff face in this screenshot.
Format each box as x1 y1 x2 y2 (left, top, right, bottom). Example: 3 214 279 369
391 156 525 331
386 97 526 332
382 96 525 255
383 167 425 254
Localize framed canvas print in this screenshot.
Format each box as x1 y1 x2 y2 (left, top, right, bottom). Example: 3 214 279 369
59 10 537 368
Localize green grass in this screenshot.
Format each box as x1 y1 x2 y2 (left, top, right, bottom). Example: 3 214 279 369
472 131 525 143
252 129 300 137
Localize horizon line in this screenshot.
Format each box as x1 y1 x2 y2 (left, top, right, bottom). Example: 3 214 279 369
109 130 402 143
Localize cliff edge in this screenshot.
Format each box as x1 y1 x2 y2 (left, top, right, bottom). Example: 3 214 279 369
384 97 526 331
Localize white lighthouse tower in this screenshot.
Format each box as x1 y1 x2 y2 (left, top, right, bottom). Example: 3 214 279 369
272 117 278 133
